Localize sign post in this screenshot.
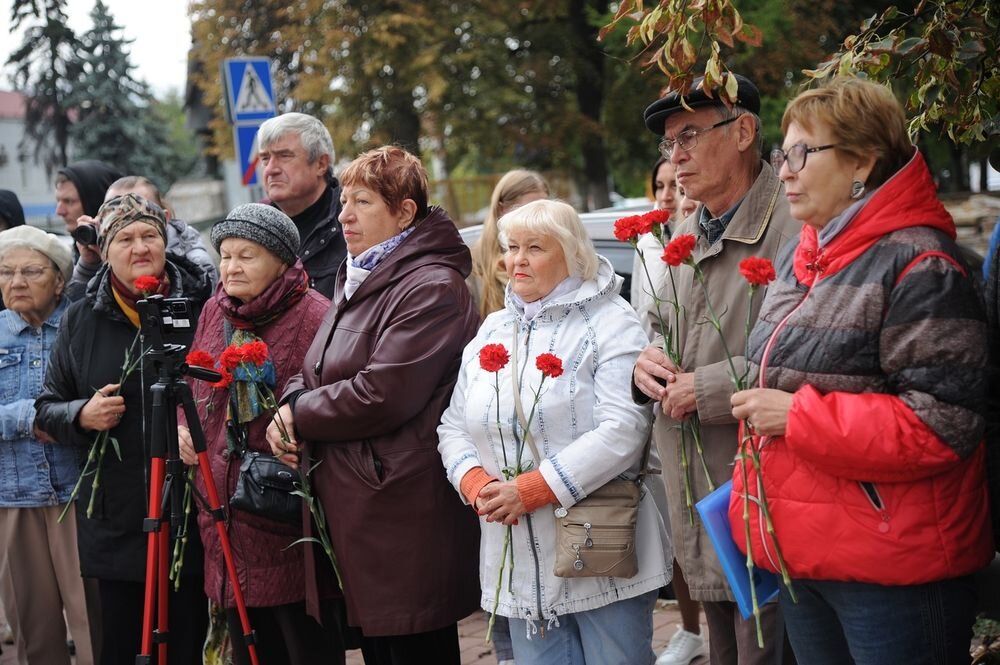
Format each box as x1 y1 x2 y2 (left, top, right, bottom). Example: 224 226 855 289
223 57 277 187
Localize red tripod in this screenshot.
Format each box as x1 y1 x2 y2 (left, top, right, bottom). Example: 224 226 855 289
135 297 260 665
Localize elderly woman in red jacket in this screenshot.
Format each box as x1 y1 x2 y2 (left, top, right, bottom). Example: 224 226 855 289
177 203 340 665
729 78 992 665
266 146 481 665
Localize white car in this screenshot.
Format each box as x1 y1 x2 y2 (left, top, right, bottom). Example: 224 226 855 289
459 206 651 299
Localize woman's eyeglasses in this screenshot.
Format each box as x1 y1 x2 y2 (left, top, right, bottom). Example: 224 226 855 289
770 143 837 174
0 266 53 283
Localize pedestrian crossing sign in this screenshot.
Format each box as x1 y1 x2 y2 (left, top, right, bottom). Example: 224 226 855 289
224 57 276 124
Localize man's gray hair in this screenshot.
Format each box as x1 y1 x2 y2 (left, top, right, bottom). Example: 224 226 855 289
719 104 764 158
258 112 335 169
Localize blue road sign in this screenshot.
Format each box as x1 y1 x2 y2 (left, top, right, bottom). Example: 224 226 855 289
224 57 276 124
234 124 263 186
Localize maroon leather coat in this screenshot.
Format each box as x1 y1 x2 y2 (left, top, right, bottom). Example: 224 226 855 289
285 207 481 636
181 278 330 608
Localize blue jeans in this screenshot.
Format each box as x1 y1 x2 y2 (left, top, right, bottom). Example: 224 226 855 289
507 590 657 665
780 576 977 665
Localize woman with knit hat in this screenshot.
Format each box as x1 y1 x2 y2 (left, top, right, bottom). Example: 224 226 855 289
35 192 212 665
175 203 343 665
0 226 95 665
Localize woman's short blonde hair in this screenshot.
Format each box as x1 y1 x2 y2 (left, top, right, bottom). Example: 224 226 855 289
498 199 599 281
782 77 912 189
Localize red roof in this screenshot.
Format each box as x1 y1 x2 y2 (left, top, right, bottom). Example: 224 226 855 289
0 90 27 119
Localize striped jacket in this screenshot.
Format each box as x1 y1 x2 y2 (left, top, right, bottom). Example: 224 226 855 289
730 150 993 585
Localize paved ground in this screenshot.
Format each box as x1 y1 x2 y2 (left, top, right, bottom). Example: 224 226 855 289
0 599 707 665
345 599 709 665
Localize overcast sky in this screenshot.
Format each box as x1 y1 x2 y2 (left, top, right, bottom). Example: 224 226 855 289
0 0 191 97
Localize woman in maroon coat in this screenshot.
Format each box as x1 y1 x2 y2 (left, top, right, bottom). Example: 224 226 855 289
177 203 341 665
266 146 481 665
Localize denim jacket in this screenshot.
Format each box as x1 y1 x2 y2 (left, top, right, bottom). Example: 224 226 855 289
0 298 79 506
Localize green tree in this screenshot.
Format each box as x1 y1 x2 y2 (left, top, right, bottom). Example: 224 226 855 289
6 0 79 173
68 0 192 189
601 0 998 155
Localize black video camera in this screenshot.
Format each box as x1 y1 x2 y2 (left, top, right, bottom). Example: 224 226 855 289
137 295 194 351
69 222 99 246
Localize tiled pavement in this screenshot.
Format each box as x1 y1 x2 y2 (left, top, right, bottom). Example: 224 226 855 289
346 599 709 665
0 599 707 665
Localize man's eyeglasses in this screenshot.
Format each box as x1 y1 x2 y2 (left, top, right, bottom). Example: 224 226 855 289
770 143 837 174
658 115 741 160
0 266 53 283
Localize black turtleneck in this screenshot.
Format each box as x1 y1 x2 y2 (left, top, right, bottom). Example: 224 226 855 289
291 183 334 245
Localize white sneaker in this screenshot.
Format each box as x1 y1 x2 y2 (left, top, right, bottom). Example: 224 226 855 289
0 622 13 644
656 627 705 665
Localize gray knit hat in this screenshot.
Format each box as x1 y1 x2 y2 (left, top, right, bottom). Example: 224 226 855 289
0 226 74 282
211 203 300 266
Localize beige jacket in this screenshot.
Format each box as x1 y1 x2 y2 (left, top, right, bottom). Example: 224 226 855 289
641 162 799 601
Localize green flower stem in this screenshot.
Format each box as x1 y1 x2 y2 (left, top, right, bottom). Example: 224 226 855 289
86 434 109 518
739 434 764 648
486 525 511 644
169 468 195 590
687 418 714 492
256 379 344 591
747 445 797 602
61 331 148 523
678 423 695 525
690 262 741 389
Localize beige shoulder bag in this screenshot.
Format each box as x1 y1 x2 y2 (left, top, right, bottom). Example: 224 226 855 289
511 327 648 579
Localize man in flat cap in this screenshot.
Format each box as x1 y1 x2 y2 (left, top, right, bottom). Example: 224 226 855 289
633 73 799 665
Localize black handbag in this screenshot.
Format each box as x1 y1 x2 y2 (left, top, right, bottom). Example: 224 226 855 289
229 447 302 525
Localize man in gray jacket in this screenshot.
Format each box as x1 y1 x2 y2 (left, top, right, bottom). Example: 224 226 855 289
633 74 799 665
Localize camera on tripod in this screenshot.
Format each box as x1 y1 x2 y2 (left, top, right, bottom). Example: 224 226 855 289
137 295 193 351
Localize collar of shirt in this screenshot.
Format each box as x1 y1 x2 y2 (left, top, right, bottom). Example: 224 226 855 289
698 198 744 246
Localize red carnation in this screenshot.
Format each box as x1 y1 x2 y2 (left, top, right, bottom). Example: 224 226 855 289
219 345 243 371
739 257 777 287
637 209 671 236
134 276 160 296
240 341 270 366
613 215 643 242
479 344 510 373
211 367 233 390
662 234 697 267
535 353 563 379
185 350 215 369
641 208 672 227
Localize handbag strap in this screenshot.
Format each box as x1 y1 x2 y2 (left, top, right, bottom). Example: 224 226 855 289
510 325 652 484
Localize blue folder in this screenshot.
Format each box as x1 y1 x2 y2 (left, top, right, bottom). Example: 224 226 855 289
695 480 780 619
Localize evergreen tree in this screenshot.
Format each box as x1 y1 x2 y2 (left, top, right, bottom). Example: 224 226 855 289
6 0 79 173
67 0 181 187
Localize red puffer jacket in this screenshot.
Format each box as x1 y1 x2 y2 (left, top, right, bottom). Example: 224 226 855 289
729 151 993 585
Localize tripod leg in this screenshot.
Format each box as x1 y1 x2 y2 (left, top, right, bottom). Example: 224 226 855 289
138 457 165 665
177 381 261 665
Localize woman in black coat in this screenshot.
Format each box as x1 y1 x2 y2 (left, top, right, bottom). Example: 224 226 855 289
35 193 213 665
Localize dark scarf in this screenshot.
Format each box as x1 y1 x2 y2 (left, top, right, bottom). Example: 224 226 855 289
216 259 310 330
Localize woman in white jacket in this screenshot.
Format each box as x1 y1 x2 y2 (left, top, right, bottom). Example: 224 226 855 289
438 199 671 665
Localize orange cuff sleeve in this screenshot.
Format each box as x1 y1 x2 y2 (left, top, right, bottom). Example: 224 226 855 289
459 466 498 507
516 470 558 513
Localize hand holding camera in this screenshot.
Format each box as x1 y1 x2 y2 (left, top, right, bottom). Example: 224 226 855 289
69 215 102 267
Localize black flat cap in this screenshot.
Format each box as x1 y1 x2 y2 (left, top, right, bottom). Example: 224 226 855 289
644 74 761 135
